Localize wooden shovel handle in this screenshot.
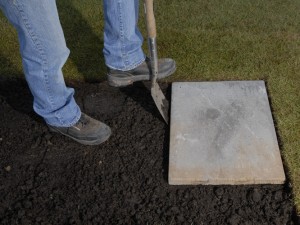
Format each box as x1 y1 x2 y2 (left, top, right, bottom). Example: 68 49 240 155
144 0 156 38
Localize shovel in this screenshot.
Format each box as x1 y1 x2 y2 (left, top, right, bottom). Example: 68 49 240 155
144 0 169 124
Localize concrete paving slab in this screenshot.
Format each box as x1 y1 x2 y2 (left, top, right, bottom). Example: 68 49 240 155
169 81 286 185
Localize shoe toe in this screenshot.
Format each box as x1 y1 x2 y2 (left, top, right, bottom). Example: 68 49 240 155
95 122 111 143
158 58 176 79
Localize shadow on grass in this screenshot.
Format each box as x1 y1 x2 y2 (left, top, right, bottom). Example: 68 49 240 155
57 0 106 83
260 81 300 222
265 81 292 184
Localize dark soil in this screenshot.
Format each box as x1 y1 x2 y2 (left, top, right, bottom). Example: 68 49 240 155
0 78 299 225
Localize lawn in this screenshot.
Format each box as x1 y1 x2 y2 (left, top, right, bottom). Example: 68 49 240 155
0 0 299 213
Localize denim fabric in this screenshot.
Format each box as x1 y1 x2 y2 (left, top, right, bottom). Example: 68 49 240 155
0 0 81 127
0 0 145 126
103 0 145 70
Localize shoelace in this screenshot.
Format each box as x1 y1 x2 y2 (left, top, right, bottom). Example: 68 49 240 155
73 115 88 130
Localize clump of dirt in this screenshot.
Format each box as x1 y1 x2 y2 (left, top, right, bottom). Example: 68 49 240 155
0 78 298 225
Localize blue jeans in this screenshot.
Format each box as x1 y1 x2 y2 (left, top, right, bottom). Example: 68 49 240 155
0 0 145 126
103 0 145 70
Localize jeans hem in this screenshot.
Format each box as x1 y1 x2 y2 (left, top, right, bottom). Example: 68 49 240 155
106 55 146 71
45 108 81 127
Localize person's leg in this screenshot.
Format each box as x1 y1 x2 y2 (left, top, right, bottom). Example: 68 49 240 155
0 0 111 145
0 0 79 127
103 0 176 87
103 0 145 71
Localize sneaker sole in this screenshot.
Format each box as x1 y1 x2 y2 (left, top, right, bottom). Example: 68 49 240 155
48 127 111 146
107 64 176 87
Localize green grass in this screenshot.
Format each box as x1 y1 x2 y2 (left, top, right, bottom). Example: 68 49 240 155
1 0 300 213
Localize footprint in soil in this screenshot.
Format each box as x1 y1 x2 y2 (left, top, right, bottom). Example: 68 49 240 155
82 83 126 120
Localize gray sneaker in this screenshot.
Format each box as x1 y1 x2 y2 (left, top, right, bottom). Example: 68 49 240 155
107 57 176 87
48 113 111 145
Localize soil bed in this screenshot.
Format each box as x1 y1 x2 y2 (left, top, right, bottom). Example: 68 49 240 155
0 78 298 225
